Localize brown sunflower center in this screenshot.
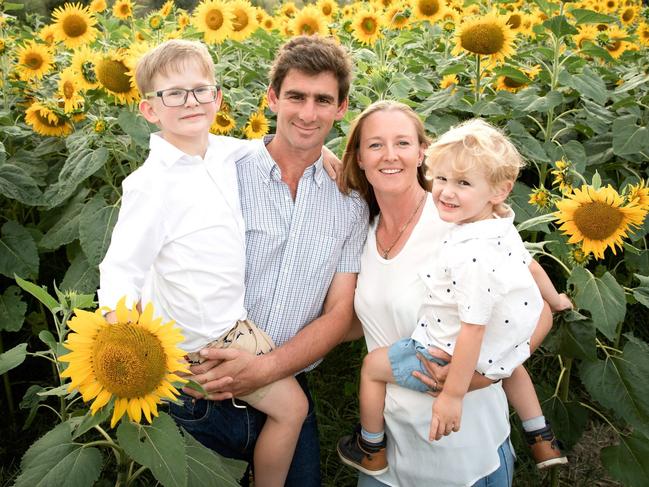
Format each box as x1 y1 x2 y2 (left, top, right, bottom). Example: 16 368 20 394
62 13 88 37
119 4 131 15
25 53 44 69
298 20 317 35
206 8 224 30
362 16 378 34
621 9 634 21
506 14 521 29
63 80 75 98
92 323 167 398
322 5 332 15
461 22 505 55
232 9 249 32
216 113 231 127
642 30 649 40
251 118 262 131
419 0 440 16
95 58 131 93
606 40 622 52
573 201 624 240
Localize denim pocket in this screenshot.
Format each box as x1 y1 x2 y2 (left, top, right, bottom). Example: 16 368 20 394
168 393 212 425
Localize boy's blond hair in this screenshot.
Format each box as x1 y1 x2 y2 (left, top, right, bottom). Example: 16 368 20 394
424 118 525 188
135 39 215 96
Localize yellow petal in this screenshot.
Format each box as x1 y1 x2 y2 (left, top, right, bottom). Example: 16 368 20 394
111 397 129 428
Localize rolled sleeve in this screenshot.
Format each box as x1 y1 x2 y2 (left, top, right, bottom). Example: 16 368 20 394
336 194 369 274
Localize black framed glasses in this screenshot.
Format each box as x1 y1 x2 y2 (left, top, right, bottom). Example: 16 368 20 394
145 85 220 107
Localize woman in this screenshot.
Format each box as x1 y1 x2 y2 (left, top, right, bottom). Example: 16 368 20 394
340 100 552 487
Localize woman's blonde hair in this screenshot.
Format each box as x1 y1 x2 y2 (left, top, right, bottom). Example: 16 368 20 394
341 100 431 221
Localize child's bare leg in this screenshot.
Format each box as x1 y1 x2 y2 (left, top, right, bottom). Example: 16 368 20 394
360 346 396 435
250 377 308 487
503 365 542 422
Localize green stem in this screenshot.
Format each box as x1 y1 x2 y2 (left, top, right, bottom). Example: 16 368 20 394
613 320 624 349
559 357 572 402
577 401 622 435
474 55 481 103
0 334 16 422
128 465 148 485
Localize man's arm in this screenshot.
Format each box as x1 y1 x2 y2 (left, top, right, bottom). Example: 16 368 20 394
185 272 357 400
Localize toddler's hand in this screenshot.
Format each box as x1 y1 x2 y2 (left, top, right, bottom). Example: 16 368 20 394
552 293 573 312
429 393 462 441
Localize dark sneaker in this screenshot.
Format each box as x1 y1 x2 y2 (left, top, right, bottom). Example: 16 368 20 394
525 422 568 469
337 425 388 476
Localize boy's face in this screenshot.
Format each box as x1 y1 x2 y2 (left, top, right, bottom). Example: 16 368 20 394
267 68 347 156
430 159 512 224
139 62 220 152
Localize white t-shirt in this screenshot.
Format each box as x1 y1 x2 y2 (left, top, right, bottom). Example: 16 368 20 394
412 210 543 379
355 194 511 487
98 133 254 352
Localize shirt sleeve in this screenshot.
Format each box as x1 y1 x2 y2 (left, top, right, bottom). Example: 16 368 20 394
336 195 369 273
97 174 167 311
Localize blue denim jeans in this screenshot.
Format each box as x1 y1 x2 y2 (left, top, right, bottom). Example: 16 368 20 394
357 438 514 487
168 373 320 487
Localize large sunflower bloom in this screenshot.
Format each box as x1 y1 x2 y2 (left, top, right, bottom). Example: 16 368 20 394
211 112 236 134
94 50 139 104
59 299 189 428
291 6 328 36
16 42 54 81
112 0 134 20
52 2 98 49
412 0 446 24
352 8 384 45
317 0 338 20
243 111 269 139
25 102 73 137
58 68 85 113
555 185 647 259
453 11 516 64
193 0 234 44
229 0 258 42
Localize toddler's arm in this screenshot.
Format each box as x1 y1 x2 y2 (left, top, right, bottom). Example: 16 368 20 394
430 322 485 441
529 260 572 312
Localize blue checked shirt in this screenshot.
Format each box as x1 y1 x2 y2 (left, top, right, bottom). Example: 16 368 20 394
237 136 369 370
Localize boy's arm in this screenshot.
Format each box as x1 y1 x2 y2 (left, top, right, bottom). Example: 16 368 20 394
528 260 572 312
429 322 485 441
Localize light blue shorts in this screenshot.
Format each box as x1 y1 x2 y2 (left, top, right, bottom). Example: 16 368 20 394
387 338 448 393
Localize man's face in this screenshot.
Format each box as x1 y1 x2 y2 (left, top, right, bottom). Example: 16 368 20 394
267 68 347 155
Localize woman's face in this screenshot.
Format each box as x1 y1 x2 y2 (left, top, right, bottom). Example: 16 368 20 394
357 109 425 197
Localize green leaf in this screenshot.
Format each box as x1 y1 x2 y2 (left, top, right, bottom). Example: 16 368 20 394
116 412 187 487
580 336 649 437
556 310 597 360
38 330 57 353
15 276 59 313
632 274 649 308
78 194 119 267
0 343 28 375
569 8 617 24
61 253 100 295
0 163 43 206
601 430 649 487
19 385 47 430
493 66 530 84
542 396 588 450
515 213 555 233
612 115 649 157
39 191 88 250
0 221 38 279
568 268 625 341
542 15 578 38
15 421 102 487
71 407 112 440
566 67 607 105
591 170 602 190
3 2 25 11
520 90 563 113
118 110 153 149
185 432 247 487
0 285 27 332
507 121 550 163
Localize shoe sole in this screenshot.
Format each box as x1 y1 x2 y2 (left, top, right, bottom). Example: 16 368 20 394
537 457 569 469
336 445 389 476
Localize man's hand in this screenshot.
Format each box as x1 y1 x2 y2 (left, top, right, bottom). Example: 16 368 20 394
183 347 271 400
429 392 462 441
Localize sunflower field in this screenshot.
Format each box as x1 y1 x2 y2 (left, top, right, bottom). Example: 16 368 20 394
1 0 649 485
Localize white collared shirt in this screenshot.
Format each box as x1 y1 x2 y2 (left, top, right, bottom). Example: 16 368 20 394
98 133 254 352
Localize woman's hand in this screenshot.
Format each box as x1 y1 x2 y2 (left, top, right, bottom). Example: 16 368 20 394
322 146 343 185
412 348 452 397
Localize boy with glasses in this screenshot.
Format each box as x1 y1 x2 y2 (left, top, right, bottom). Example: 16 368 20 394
98 39 308 487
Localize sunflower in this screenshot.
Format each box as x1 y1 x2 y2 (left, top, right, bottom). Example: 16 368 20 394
528 186 552 210
59 299 189 428
159 0 174 17
93 119 107 133
259 93 268 109
619 5 639 25
176 10 191 30
625 180 649 210
193 0 234 44
317 0 338 20
94 50 139 104
603 25 631 58
0 38 6 54
278 2 298 19
603 0 619 12
384 2 412 30
52 2 98 48
555 185 647 259
291 6 328 36
58 68 85 113
261 15 277 31
89 0 107 14
71 46 99 90
243 111 269 139
567 247 591 266
25 101 73 137
352 8 383 45
148 13 164 30
453 11 516 64
412 0 446 24
341 4 355 20
229 0 258 42
505 11 525 34
211 111 236 134
440 73 458 89
16 42 54 81
439 8 459 32
573 24 598 49
637 22 649 47
38 24 58 45
495 74 528 92
551 158 575 194
526 64 541 79
112 0 134 20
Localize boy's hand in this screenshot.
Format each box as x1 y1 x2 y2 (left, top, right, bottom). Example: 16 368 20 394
552 293 573 313
429 392 462 441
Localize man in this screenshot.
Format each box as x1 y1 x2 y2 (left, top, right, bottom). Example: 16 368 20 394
171 36 368 486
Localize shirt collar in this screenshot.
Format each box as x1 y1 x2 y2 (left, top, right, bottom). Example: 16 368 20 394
259 134 325 186
447 206 516 243
149 132 216 167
